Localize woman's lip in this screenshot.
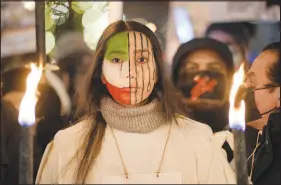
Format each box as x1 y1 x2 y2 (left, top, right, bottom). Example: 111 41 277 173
120 87 138 92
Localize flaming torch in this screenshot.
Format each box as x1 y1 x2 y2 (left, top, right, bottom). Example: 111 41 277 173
18 1 46 183
18 63 42 184
229 64 248 184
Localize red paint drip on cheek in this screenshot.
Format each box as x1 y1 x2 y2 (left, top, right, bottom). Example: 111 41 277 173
103 78 131 105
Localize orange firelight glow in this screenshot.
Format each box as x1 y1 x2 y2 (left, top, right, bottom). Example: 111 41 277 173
229 64 246 131
18 63 42 126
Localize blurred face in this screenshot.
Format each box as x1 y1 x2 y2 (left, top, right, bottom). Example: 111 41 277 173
176 49 228 102
245 50 280 119
102 31 157 106
208 30 245 71
180 49 227 75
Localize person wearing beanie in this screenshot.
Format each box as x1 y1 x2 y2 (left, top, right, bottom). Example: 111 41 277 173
172 38 237 168
36 21 235 184
205 22 256 71
172 38 235 133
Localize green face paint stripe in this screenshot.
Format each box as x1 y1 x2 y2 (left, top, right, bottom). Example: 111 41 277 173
105 32 129 61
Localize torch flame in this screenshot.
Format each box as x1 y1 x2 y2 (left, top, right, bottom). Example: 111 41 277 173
229 64 246 131
18 63 42 126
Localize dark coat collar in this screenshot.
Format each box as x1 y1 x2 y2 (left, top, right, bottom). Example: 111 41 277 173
252 110 280 182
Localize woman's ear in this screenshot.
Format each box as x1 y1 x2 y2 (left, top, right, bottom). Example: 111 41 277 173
101 74 106 84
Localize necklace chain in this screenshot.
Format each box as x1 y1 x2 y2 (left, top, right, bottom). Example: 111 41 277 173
248 131 262 178
108 123 173 179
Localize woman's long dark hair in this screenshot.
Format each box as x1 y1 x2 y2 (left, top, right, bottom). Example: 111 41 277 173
72 20 185 183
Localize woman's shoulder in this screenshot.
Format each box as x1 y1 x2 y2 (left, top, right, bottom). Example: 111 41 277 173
53 119 91 146
173 114 213 139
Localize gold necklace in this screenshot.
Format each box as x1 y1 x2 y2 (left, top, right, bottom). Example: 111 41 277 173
108 123 173 179
247 131 262 178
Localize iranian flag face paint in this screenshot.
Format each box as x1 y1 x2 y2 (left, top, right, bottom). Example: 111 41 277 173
102 31 157 105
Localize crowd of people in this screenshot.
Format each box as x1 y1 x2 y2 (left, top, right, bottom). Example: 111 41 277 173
1 20 280 184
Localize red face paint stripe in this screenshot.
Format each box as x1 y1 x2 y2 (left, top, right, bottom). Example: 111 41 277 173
104 78 131 105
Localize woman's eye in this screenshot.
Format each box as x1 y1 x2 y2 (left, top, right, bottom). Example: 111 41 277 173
208 64 224 72
112 58 122 63
137 57 148 63
186 65 198 72
209 66 221 72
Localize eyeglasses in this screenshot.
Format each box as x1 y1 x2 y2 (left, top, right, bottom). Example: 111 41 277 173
254 85 279 91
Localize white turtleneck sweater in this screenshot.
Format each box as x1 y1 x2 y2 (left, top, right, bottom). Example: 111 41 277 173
36 97 236 184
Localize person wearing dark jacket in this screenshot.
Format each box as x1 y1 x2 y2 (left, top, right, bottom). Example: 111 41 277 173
244 42 280 185
1 99 20 185
251 110 280 185
172 38 238 166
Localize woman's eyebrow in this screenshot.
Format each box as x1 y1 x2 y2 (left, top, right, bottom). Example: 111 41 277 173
108 50 127 56
135 49 152 55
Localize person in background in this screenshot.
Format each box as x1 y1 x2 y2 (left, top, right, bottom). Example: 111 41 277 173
1 54 71 181
244 42 280 185
172 38 234 133
53 32 94 123
1 54 69 117
205 22 260 169
205 22 256 71
172 38 236 166
36 20 235 184
1 98 20 185
1 66 31 110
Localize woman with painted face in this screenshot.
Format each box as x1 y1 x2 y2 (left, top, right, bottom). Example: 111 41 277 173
36 21 235 184
243 42 280 185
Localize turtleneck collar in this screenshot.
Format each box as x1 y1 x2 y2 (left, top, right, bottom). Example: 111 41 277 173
100 96 166 134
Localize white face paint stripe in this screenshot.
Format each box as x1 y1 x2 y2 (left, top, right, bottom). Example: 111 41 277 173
102 59 130 88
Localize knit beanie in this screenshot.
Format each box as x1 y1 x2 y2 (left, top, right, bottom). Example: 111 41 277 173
172 37 234 83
